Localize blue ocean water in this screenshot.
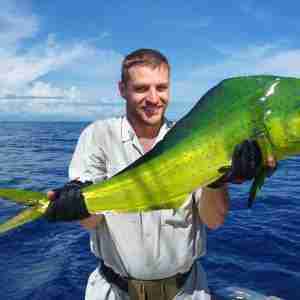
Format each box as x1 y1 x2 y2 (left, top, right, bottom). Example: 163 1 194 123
0 122 299 300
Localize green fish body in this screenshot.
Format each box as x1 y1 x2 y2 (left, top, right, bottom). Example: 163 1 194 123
1 75 300 233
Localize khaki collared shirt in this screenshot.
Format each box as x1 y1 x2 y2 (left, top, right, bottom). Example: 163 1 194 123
69 116 209 299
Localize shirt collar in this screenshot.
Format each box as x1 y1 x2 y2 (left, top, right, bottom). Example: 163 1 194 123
121 116 135 143
121 116 173 144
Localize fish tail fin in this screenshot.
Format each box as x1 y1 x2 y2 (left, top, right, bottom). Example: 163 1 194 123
0 188 46 205
0 188 48 234
0 206 45 234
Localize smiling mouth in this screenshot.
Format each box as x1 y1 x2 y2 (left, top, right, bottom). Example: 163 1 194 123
143 106 162 115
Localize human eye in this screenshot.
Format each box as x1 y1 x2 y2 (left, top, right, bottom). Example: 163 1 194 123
134 85 148 93
157 84 169 92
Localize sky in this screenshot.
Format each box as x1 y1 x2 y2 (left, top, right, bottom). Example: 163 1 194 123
1 0 300 121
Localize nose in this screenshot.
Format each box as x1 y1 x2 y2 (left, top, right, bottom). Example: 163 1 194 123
146 87 159 104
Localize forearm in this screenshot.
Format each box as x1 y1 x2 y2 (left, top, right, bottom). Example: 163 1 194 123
79 214 105 230
198 185 230 229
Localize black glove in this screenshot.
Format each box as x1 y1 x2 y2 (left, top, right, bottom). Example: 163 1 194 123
45 180 92 222
208 139 262 188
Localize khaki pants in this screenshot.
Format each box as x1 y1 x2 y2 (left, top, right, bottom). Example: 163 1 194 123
128 276 181 300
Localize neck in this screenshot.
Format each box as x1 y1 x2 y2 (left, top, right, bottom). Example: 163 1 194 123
127 115 163 139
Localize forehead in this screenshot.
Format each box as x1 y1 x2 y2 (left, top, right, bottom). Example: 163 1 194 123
127 64 169 84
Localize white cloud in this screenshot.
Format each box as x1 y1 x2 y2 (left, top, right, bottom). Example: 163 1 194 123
3 1 299 121
203 45 300 79
0 2 124 120
0 0 126 120
259 50 300 76
0 36 123 101
172 44 300 110
25 81 81 100
0 96 124 121
0 36 120 92
0 40 83 95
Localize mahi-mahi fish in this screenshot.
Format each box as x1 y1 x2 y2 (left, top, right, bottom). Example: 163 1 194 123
1 75 300 234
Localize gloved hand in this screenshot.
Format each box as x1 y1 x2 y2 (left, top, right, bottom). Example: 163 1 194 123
208 139 263 188
45 180 92 222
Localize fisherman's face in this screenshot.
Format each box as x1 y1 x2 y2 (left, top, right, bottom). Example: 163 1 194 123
119 64 170 128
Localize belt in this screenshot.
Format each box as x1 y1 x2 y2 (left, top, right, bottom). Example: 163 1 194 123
100 263 191 293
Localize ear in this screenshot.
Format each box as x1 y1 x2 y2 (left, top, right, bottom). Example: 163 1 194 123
118 81 126 99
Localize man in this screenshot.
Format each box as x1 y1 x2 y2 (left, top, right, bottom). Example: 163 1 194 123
46 49 265 299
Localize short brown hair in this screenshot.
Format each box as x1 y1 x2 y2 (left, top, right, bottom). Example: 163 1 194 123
121 48 170 83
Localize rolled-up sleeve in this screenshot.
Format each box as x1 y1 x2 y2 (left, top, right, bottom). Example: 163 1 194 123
69 123 107 183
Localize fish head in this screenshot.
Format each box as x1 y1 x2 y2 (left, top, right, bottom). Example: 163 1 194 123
262 76 300 159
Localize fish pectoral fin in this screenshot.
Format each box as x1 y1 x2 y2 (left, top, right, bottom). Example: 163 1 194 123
247 167 268 208
0 206 44 234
